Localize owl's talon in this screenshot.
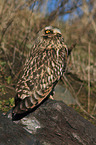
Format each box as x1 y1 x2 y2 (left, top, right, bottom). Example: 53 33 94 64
49 95 54 100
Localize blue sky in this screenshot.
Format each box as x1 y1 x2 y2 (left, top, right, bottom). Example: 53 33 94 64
30 0 91 21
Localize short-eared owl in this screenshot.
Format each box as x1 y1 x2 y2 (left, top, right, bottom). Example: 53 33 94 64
12 26 68 118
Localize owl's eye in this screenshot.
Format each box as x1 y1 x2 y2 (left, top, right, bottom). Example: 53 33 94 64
45 30 53 34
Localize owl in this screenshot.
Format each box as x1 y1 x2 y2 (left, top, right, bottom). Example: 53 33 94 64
12 26 68 119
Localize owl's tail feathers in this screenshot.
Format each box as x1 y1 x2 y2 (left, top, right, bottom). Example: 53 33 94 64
12 88 53 120
12 107 28 121
12 97 37 120
12 94 49 120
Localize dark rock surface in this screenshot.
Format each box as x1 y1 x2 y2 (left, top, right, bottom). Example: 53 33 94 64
8 99 96 145
0 111 41 145
1 99 96 145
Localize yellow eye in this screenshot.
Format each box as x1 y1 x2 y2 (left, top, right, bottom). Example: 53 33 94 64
46 30 50 33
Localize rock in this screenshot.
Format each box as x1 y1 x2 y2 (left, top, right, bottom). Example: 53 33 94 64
7 99 96 145
54 84 76 105
0 111 41 145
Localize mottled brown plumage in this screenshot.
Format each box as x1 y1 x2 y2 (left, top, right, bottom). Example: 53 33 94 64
12 26 68 116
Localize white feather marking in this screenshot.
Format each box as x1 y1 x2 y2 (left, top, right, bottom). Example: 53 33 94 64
20 102 23 110
43 84 46 89
25 99 29 108
30 96 33 104
21 94 27 99
45 26 53 30
58 71 60 75
33 91 39 100
51 61 55 67
48 76 50 82
53 28 61 34
40 84 43 89
60 67 62 72
46 66 51 75
36 90 43 96
54 68 57 72
51 75 53 80
42 79 45 84
17 89 22 92
56 49 59 59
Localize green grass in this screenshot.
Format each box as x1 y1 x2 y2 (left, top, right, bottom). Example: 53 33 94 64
0 98 14 112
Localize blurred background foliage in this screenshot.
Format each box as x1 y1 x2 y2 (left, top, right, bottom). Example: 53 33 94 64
0 0 96 125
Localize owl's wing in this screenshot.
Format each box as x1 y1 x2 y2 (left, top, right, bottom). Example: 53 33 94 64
13 48 61 115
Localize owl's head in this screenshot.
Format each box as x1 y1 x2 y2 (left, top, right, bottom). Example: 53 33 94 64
37 26 62 39
33 26 67 52
43 26 62 38
44 26 61 36
31 26 68 61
